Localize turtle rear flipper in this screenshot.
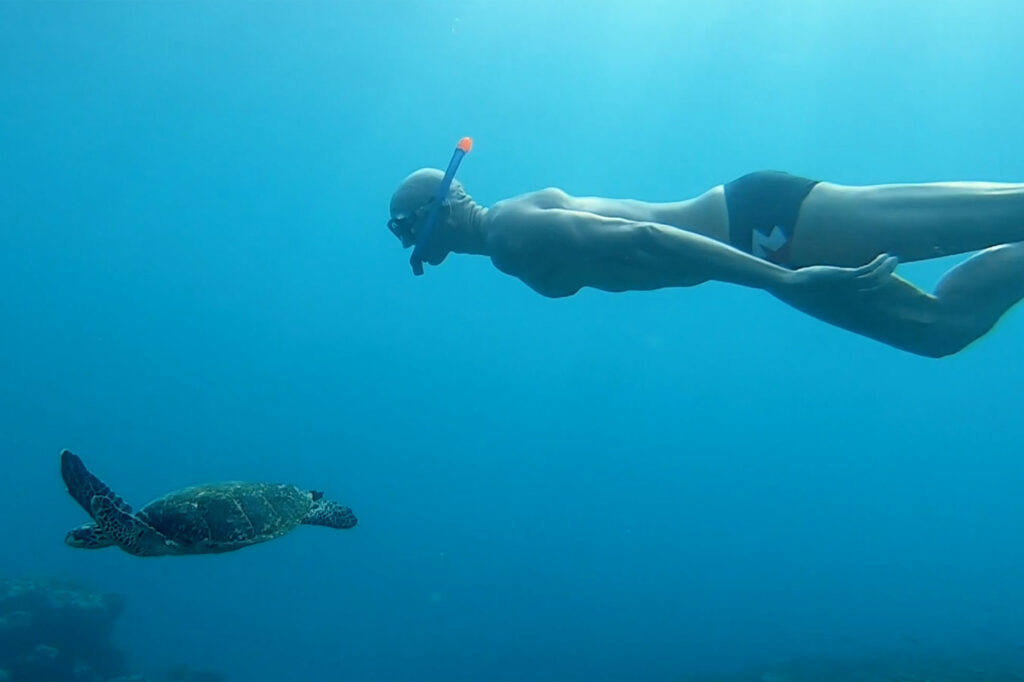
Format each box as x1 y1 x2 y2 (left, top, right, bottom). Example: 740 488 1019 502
91 495 170 557
303 499 357 529
61 450 132 519
65 522 114 549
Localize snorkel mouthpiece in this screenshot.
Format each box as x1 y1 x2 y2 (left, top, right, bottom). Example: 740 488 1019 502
410 136 474 276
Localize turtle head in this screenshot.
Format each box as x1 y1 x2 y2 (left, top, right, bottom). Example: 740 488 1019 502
65 522 114 549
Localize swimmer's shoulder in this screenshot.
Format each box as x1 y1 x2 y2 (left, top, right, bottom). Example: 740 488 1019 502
485 188 576 246
493 187 574 213
484 189 575 279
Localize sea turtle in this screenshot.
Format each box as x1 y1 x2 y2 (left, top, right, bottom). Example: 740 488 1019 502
60 450 357 557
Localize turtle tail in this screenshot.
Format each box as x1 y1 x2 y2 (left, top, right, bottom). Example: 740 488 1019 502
303 499 357 530
60 450 132 519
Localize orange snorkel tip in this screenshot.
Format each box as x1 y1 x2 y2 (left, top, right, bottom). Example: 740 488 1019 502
457 137 473 153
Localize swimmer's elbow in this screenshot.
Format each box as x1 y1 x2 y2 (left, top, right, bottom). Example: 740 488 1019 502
631 222 703 268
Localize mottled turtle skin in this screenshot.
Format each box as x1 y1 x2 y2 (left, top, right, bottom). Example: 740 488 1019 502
61 450 357 557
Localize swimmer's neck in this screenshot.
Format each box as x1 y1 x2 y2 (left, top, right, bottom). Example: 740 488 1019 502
444 199 491 256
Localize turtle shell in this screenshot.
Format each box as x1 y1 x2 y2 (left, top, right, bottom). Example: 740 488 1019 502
136 482 314 553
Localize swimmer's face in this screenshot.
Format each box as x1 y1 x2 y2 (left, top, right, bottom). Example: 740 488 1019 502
386 210 421 249
387 203 449 264
388 168 446 249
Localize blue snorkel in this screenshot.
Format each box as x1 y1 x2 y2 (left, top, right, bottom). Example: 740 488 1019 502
409 137 474 276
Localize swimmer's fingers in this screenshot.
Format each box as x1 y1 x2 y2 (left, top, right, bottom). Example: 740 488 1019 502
851 253 897 278
789 254 898 295
851 254 898 291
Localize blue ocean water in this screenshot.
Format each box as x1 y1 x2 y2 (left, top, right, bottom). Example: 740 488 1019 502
2 1 1024 680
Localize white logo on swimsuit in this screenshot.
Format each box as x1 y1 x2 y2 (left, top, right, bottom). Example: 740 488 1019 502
752 225 788 258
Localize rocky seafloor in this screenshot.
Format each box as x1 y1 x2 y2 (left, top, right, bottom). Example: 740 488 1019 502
0 577 223 682
8 573 1023 682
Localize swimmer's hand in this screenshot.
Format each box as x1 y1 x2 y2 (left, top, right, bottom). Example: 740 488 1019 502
785 254 898 294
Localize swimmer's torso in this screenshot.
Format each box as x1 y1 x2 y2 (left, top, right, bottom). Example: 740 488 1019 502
481 187 729 297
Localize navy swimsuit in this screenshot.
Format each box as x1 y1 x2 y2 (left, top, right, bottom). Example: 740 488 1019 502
723 170 820 268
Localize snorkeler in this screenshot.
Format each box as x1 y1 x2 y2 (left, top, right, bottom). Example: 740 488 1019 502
387 139 1024 358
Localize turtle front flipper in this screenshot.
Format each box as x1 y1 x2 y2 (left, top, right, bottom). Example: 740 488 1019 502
61 450 132 519
303 499 357 529
91 495 171 557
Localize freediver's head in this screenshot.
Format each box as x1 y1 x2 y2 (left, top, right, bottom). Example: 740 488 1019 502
387 138 473 275
387 168 449 248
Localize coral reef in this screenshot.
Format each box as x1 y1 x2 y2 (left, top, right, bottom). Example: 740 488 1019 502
0 577 225 682
0 577 126 681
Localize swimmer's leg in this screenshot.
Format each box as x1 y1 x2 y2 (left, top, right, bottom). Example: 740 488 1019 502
791 182 1024 267
774 243 1024 357
930 242 1024 351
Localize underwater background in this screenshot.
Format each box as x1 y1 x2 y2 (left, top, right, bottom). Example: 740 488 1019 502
3 1 1024 680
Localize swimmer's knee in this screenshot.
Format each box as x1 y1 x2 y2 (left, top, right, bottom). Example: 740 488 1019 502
915 319 987 358
916 340 966 359
899 312 981 358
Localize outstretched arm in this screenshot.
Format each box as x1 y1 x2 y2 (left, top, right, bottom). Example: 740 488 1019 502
492 207 894 296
